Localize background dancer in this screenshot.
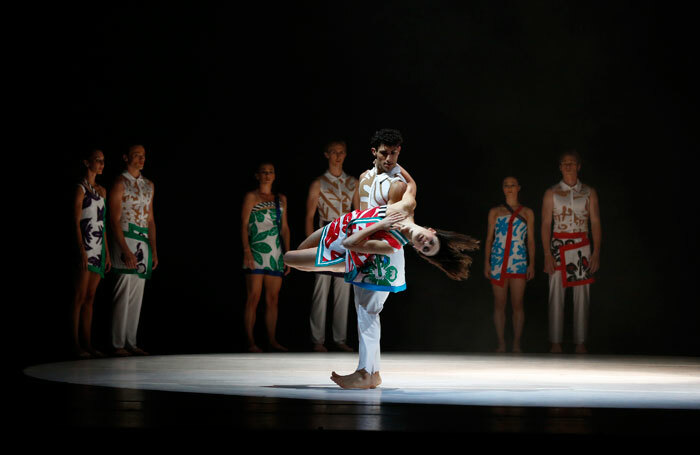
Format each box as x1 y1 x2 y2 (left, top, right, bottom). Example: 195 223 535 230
484 176 535 353
305 140 357 353
71 149 111 359
542 150 601 354
109 144 158 357
241 162 291 352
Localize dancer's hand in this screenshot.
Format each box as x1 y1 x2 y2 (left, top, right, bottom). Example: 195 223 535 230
378 211 406 229
79 249 88 271
484 262 491 280
543 253 555 275
105 254 112 273
152 253 159 271
284 264 291 276
123 250 139 269
588 251 600 274
243 250 256 270
527 264 535 281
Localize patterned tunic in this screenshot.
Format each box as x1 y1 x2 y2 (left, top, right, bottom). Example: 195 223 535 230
351 166 408 292
316 171 357 224
79 181 106 277
316 206 409 274
244 200 285 276
111 172 154 279
490 206 528 286
550 180 595 287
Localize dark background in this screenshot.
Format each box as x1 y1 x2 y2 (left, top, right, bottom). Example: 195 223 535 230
16 2 697 369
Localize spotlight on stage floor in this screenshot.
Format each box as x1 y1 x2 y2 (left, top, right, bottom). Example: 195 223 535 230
24 353 700 409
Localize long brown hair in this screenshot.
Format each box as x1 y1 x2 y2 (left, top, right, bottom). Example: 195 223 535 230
416 229 480 281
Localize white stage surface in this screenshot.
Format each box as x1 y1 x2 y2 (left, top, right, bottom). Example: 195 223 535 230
23 353 700 410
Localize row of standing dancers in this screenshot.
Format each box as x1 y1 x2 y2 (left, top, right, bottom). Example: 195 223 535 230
72 131 600 390
243 129 600 388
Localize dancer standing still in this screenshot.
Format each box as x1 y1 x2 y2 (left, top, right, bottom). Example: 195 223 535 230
484 176 535 353
305 140 357 353
72 149 111 358
542 151 601 354
242 162 290 353
109 144 158 357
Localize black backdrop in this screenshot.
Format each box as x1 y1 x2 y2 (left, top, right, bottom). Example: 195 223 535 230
17 2 697 368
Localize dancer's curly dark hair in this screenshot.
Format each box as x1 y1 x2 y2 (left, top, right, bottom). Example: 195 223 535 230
370 129 403 150
416 230 480 281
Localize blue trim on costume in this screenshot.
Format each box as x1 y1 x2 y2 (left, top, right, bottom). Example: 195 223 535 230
352 282 406 293
243 269 284 277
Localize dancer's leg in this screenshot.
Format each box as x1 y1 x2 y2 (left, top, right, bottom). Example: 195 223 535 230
508 278 526 353
573 283 590 353
492 282 507 353
244 274 263 352
548 272 565 353
263 275 287 351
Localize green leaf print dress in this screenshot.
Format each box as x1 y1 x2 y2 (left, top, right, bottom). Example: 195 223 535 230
243 201 285 276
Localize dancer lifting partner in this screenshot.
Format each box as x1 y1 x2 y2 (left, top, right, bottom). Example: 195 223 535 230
285 129 478 389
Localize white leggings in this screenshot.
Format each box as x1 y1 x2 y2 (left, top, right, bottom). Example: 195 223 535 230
354 286 390 374
548 272 590 344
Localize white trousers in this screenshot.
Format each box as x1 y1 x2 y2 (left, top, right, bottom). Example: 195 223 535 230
309 273 351 345
112 274 146 349
354 286 389 374
548 272 590 344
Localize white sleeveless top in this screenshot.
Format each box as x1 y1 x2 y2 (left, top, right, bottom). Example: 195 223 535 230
552 180 591 233
317 170 356 223
119 171 153 231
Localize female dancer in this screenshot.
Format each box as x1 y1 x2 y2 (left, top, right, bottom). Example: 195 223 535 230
484 176 535 353
242 162 291 352
72 149 111 358
284 177 479 281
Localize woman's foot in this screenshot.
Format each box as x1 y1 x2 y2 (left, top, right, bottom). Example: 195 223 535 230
549 343 563 354
575 343 588 354
495 342 506 353
247 344 263 353
73 347 92 359
87 347 106 358
270 341 288 352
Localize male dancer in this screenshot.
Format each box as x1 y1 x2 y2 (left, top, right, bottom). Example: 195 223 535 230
305 140 357 352
331 128 410 389
541 150 601 354
109 144 158 356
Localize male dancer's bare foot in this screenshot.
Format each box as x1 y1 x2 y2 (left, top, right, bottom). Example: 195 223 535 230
248 344 263 353
550 343 563 354
330 369 373 389
370 372 382 388
113 348 132 357
575 343 587 354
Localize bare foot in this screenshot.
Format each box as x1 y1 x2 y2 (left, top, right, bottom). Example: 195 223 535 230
73 348 92 359
113 348 131 357
495 343 506 353
330 369 373 389
335 343 354 352
270 341 288 352
312 343 327 352
575 343 588 354
370 372 382 389
127 346 149 356
512 345 522 354
87 347 106 358
550 343 563 354
248 344 263 353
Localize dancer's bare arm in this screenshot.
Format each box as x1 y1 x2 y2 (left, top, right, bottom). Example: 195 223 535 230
109 177 137 269
342 212 406 255
305 179 320 237
397 165 417 197
525 207 536 280
541 189 554 274
484 208 497 279
241 192 257 269
588 188 601 273
147 183 158 270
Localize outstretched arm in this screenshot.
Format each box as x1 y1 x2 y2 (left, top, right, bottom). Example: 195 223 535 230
342 212 405 255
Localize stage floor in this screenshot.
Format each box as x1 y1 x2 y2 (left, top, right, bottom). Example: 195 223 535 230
23 353 700 410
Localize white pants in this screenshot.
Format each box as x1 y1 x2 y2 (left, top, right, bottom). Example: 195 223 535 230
309 273 351 345
112 274 146 349
354 286 389 374
548 272 590 344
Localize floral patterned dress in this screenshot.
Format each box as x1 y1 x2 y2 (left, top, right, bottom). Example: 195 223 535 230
489 206 528 287
79 181 106 277
244 201 284 277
